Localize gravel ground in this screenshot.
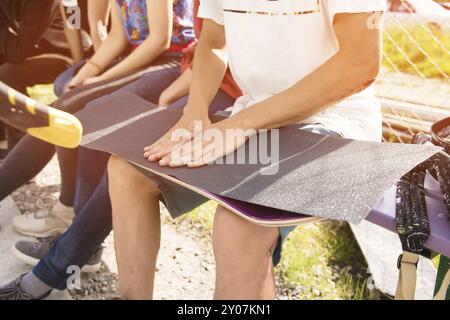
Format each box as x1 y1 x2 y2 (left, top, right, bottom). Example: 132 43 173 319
10 157 296 300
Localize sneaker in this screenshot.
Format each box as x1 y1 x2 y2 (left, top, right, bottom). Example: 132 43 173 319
12 235 103 273
13 201 74 238
0 274 51 300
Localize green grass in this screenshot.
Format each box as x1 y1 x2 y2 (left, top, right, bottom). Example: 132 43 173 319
383 26 450 79
183 202 369 300
277 221 368 300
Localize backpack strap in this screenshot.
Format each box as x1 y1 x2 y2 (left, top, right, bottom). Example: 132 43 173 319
395 251 420 300
396 252 450 300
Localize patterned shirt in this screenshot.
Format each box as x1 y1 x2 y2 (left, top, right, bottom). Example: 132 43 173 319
116 0 194 50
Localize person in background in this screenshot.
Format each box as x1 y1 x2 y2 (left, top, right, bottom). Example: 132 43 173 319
0 0 109 158
60 0 111 63
0 0 74 156
0 0 194 240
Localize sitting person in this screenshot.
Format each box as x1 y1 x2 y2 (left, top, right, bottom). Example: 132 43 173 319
0 0 194 238
0 0 82 156
0 0 241 300
106 0 386 299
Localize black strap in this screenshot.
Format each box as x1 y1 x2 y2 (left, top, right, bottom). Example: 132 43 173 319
396 164 431 256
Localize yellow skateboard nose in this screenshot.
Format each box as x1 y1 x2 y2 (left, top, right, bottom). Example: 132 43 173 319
27 108 83 149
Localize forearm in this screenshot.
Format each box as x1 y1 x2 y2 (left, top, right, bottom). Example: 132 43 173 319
160 68 192 106
87 31 129 74
60 5 84 62
185 23 228 115
65 29 84 62
234 51 379 131
100 36 169 80
88 0 111 51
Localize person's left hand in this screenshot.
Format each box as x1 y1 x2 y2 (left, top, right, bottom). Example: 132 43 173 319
159 117 254 168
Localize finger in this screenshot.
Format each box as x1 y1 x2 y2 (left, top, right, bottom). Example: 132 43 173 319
145 133 174 154
161 142 191 167
144 147 160 160
186 161 207 168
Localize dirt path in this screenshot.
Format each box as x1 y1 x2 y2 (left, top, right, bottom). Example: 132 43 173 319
7 157 216 300
7 157 292 300
69 217 216 300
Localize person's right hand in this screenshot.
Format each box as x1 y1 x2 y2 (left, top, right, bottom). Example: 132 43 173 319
143 105 210 164
66 73 87 91
66 63 101 92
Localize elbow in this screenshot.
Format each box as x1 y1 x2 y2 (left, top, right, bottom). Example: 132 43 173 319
366 57 381 85
353 53 381 91
155 35 171 52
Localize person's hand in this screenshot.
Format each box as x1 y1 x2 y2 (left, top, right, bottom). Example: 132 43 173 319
66 73 88 91
158 117 253 168
66 63 101 91
143 106 210 164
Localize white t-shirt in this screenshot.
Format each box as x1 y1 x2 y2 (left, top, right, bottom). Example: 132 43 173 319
198 0 387 141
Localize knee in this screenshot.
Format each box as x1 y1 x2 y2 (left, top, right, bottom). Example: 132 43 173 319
107 156 160 198
213 207 278 268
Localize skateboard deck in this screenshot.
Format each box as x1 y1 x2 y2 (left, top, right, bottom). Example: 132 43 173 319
75 92 441 225
0 82 82 148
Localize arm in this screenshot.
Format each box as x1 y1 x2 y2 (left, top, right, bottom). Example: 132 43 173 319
158 68 192 107
231 12 383 131
67 0 129 89
155 12 383 167
0 0 57 63
96 0 173 81
60 3 84 63
88 0 111 51
183 19 228 117
143 20 228 161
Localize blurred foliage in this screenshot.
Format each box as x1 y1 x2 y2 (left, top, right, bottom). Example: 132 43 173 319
383 26 450 79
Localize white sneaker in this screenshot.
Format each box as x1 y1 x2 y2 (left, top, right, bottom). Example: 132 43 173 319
13 201 74 238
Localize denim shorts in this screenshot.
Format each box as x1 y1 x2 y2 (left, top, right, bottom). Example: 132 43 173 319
136 123 341 266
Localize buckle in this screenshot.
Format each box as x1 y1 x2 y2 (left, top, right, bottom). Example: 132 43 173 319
397 253 419 269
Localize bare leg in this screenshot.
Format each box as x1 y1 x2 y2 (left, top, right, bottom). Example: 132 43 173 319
213 206 279 300
108 156 162 300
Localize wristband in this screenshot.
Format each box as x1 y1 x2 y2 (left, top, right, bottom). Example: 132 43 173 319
86 60 103 74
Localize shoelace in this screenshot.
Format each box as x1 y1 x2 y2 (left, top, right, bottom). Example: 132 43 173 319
0 275 33 301
37 234 60 251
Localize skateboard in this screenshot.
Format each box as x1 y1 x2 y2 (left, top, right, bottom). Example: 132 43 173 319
76 92 441 225
0 82 82 148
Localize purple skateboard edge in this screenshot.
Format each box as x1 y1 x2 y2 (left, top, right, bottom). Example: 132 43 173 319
213 175 450 257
